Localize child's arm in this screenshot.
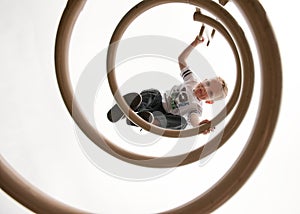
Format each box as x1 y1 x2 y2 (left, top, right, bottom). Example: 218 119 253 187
190 113 202 127
178 36 204 70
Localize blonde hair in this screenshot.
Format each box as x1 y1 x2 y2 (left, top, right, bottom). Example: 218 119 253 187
215 76 228 101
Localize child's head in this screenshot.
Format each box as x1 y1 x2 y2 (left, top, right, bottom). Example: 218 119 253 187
193 77 228 104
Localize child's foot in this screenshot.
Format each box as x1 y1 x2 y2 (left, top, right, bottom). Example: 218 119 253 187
107 92 142 122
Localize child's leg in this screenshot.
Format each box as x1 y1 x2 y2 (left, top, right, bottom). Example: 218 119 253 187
122 89 187 130
137 89 166 113
153 111 187 130
136 89 187 130
126 111 187 130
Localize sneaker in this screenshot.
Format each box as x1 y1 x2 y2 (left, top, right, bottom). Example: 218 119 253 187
126 111 154 127
107 92 142 122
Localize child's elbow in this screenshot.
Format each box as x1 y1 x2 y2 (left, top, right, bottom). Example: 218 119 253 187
178 56 186 68
178 55 184 63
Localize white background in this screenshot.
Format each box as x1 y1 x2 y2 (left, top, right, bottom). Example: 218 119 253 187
0 0 299 213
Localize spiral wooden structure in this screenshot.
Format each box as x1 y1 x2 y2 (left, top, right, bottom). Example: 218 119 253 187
0 0 281 213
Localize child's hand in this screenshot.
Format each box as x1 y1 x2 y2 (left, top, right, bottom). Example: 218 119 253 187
199 119 215 134
194 36 204 45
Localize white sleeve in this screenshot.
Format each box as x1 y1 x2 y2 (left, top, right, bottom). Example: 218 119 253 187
188 112 202 127
187 104 202 126
180 66 197 82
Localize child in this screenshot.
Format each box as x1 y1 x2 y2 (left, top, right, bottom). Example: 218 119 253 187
108 36 228 134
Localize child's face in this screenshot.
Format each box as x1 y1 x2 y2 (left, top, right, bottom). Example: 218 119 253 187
193 78 224 101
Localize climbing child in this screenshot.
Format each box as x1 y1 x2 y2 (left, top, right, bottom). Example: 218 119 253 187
107 36 228 134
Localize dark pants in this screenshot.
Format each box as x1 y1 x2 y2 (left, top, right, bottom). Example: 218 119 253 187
136 89 187 130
